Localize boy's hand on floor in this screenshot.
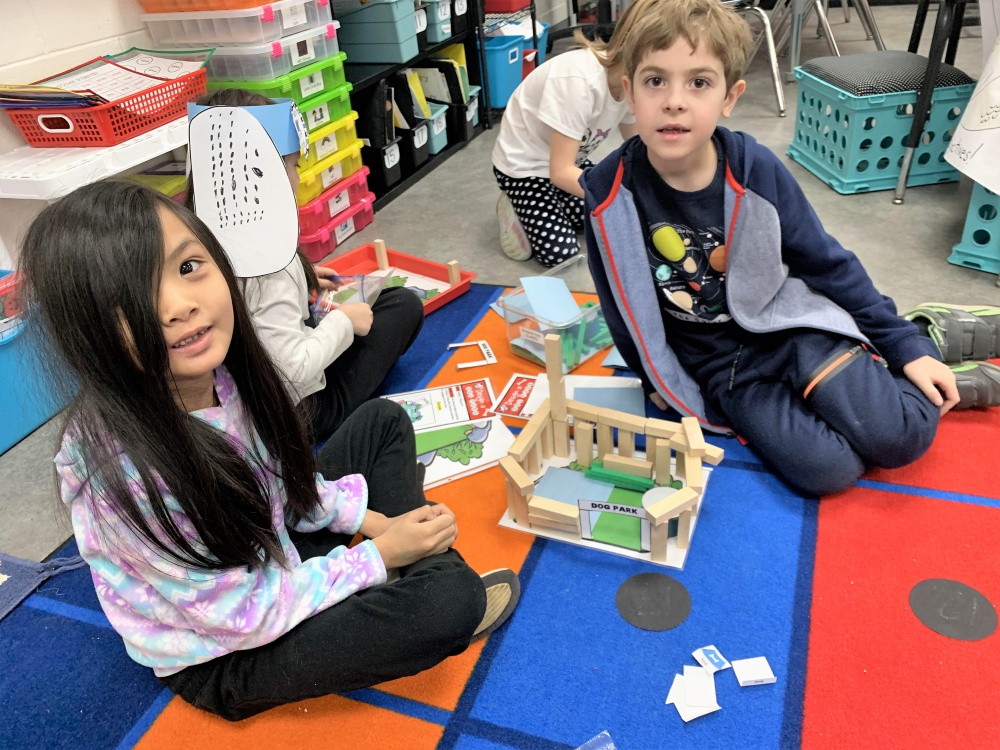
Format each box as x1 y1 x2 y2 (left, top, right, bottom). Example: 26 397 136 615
903 355 960 415
339 303 374 335
372 506 457 568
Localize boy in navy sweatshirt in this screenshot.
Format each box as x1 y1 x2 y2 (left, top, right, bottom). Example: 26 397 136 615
580 0 999 495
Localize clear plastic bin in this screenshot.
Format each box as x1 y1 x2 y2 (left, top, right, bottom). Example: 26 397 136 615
142 0 332 47
300 110 358 169
298 193 376 262
141 0 291 10
295 138 363 205
496 255 611 373
197 22 340 81
297 165 370 235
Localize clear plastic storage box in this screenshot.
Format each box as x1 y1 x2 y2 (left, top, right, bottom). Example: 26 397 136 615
496 255 612 374
142 0 332 47
197 22 340 81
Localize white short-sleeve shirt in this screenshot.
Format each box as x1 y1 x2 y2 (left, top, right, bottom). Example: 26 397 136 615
491 48 634 179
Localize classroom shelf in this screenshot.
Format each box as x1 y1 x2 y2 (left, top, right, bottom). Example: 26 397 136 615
371 122 484 211
0 117 188 201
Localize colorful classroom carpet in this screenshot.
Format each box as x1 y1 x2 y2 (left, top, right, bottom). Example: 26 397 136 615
2 283 999 749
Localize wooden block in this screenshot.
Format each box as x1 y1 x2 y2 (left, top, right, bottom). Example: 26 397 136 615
540 422 554 459
544 333 563 376
498 455 534 495
598 410 647 432
447 260 461 287
525 444 541 476
585 465 655 492
649 521 669 563
528 495 579 522
508 402 549 461
505 480 530 525
646 434 657 468
603 454 653 478
645 486 699 525
654 437 672 485
703 443 724 466
645 417 682 439
618 430 635 458
683 454 704 491
681 417 707 457
529 502 578 524
575 421 594 467
669 431 689 452
676 509 693 550
374 239 389 270
549 377 567 422
596 422 614 460
566 400 603 424
552 418 570 458
530 516 581 534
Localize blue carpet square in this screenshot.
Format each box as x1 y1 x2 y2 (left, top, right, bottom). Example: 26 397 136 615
469 465 811 748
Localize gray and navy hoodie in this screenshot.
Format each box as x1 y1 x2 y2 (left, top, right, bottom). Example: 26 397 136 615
581 127 937 434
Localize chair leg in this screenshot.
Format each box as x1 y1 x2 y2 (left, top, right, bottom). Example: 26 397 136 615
852 0 886 50
908 0 931 53
894 0 956 204
748 6 787 117
813 0 841 55
946 1 966 65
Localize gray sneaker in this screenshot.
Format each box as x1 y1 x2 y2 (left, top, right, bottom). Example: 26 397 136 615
952 360 1000 409
496 193 532 261
904 303 1000 364
472 568 520 641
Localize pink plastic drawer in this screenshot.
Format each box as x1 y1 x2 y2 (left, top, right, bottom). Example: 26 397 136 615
298 192 375 262
297 166 370 235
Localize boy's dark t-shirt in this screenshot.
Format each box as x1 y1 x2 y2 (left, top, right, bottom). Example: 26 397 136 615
631 139 743 383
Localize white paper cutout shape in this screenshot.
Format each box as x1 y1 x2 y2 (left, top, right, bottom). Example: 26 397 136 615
189 107 299 278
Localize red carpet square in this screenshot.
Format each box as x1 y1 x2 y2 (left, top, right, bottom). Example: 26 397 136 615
803 487 1000 748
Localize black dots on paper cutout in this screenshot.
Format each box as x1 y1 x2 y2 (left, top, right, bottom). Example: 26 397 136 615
252 167 263 178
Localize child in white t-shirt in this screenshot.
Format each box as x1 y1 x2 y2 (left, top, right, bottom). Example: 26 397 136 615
490 2 659 266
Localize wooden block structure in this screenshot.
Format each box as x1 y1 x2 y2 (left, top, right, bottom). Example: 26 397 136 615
497 332 724 565
447 260 461 287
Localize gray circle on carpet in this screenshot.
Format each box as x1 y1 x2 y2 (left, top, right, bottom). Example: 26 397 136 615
909 579 997 641
615 572 691 631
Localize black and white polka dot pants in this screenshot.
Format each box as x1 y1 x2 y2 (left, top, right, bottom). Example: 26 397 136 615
493 165 592 268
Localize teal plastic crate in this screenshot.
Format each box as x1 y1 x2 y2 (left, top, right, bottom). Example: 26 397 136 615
337 0 415 45
427 101 449 154
427 0 452 42
478 34 521 109
340 34 419 63
786 67 974 195
0 271 67 454
948 183 1000 274
469 84 480 127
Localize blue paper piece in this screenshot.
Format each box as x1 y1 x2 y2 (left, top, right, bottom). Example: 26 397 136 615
602 347 627 369
534 467 614 507
573 386 646 417
519 275 580 326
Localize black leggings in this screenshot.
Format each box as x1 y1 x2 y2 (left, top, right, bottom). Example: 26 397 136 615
159 399 486 721
301 286 424 442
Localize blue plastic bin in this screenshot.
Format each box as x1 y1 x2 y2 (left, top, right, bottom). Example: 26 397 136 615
478 34 521 109
0 271 67 454
949 183 1000 274
427 102 449 155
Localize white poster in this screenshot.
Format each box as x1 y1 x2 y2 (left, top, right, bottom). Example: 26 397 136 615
944 37 1000 194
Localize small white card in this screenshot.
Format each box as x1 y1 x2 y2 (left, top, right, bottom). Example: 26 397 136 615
693 645 731 674
731 656 776 687
682 665 716 707
666 672 720 723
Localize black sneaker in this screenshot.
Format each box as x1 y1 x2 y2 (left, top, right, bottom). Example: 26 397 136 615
952 361 1000 410
904 303 1000 364
472 569 520 642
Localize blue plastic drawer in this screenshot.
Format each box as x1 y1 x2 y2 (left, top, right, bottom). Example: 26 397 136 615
0 271 67 454
340 35 419 63
337 0 416 45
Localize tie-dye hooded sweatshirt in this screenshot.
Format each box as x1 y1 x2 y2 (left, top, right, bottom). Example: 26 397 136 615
55 367 386 677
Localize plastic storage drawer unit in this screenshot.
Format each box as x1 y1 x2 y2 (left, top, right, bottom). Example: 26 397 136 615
295 139 364 205
297 166 371 235
300 81 353 133
298 193 376 262
426 0 452 42
141 0 332 47
200 22 340 81
206 51 346 105
301 110 359 169
426 101 449 155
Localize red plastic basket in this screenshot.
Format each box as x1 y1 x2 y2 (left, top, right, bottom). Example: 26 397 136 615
7 60 206 148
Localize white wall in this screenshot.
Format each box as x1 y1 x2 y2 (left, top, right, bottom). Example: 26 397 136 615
535 0 570 26
0 0 153 268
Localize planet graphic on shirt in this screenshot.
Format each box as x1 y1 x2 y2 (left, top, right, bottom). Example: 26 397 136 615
682 257 698 274
709 244 728 272
655 264 672 282
652 226 687 262
667 290 695 311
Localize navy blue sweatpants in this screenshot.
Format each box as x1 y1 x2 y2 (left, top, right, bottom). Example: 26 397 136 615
703 330 940 496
